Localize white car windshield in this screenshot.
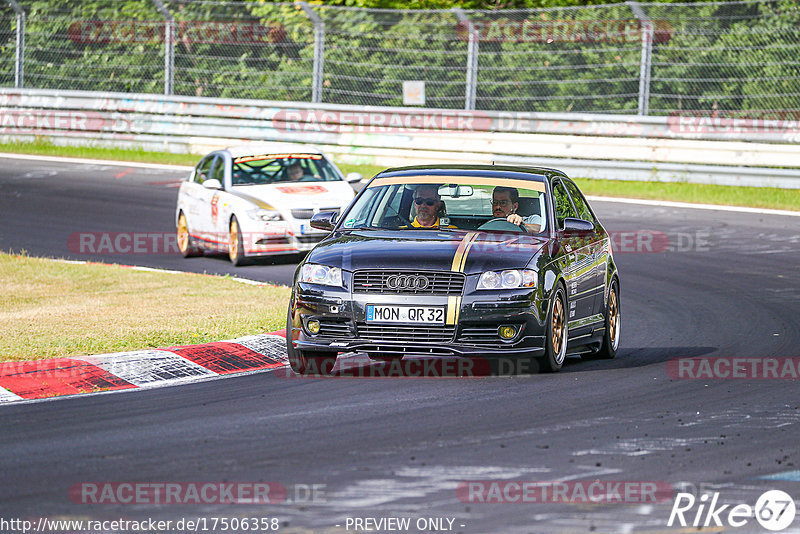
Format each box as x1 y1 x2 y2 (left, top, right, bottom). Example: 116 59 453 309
231 153 343 185
339 177 548 234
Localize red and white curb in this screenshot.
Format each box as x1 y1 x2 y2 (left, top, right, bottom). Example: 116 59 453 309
0 331 288 405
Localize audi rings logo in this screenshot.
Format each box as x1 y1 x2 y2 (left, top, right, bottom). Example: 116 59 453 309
386 274 430 291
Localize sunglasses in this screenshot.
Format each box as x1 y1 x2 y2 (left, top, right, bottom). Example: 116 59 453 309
414 198 437 206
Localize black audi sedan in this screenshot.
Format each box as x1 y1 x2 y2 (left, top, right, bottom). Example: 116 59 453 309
286 165 620 375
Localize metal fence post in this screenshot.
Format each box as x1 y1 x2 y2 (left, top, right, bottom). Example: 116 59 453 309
7 0 24 88
152 0 174 95
628 1 652 116
453 8 478 111
299 2 324 104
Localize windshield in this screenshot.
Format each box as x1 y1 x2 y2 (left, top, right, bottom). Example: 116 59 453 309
339 177 548 234
231 153 343 185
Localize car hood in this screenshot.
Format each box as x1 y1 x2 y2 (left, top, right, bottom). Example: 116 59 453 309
307 229 548 275
230 182 354 211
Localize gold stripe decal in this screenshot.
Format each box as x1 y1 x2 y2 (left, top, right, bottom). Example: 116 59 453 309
451 232 479 272
226 191 276 210
458 233 479 273
446 232 477 326
446 296 462 325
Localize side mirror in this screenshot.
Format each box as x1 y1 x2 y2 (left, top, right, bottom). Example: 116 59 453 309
345 172 363 183
562 217 594 232
310 211 338 231
202 178 222 190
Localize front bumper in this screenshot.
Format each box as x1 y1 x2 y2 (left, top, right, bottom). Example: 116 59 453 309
244 222 328 255
290 282 548 358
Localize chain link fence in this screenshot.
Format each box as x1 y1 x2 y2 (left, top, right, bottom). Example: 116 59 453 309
2 0 799 116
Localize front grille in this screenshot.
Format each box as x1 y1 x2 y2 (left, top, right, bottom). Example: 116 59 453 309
357 345 455 357
296 235 326 244
458 323 522 346
291 208 339 220
291 209 314 219
459 324 501 345
356 323 456 343
353 270 465 296
316 318 353 339
256 236 290 245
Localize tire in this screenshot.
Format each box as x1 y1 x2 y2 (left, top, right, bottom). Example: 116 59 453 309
285 308 338 375
177 212 201 257
593 278 620 360
228 216 248 266
539 285 568 373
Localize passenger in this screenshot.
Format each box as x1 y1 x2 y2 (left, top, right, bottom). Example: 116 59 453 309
492 186 542 232
411 184 443 227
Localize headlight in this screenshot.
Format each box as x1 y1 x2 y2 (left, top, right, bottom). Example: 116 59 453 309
300 264 343 287
247 208 282 221
477 269 537 290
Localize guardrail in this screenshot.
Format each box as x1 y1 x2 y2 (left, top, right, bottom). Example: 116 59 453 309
2 88 799 188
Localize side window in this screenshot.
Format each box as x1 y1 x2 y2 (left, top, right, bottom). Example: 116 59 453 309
563 180 595 224
195 156 215 184
210 156 225 185
552 181 577 230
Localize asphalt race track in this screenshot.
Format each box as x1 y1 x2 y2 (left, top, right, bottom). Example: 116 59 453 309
0 157 302 285
1 156 799 533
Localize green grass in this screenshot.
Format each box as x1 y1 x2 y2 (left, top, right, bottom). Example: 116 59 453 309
0 252 291 362
0 139 797 211
0 138 201 166
573 178 799 212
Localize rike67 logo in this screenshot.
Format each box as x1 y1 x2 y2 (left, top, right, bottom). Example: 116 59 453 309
668 490 796 531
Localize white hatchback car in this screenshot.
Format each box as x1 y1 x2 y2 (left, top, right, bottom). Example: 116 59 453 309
176 143 361 265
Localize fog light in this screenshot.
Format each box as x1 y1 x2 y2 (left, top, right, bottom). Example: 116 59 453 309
307 319 321 335
499 325 516 340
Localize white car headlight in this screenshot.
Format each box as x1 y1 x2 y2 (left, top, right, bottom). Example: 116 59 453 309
300 264 343 287
247 208 282 221
477 269 537 290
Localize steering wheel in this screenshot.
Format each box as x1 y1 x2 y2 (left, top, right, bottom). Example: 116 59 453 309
477 217 527 232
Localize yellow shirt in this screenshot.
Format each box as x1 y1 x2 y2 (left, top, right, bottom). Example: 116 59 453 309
410 217 456 229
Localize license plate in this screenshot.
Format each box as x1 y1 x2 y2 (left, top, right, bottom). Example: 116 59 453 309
366 305 445 325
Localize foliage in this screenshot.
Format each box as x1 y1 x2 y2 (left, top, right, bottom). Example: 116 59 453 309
2 0 798 114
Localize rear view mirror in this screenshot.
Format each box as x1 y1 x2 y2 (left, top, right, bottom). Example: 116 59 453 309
345 172 363 183
439 184 473 198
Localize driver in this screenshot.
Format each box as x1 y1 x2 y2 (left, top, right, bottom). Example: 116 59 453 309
287 162 304 181
492 186 542 232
